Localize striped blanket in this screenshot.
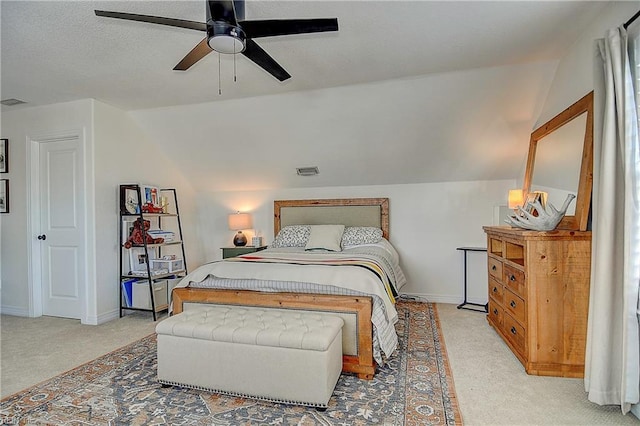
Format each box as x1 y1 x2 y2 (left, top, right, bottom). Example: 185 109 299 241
226 253 398 302
180 245 406 363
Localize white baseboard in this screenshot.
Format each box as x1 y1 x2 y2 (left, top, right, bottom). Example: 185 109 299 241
0 305 30 317
86 309 120 325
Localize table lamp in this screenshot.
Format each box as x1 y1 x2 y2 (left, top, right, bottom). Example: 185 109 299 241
228 212 252 246
508 189 524 210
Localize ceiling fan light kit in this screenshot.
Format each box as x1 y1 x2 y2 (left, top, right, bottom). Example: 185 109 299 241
207 24 246 54
95 0 338 82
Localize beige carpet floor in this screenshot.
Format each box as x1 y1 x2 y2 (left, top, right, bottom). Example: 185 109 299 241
1 304 638 425
436 303 637 425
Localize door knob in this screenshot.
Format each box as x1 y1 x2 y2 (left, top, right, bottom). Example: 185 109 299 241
37 234 47 240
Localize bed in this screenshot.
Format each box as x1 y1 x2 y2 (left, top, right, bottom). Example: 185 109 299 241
171 198 406 379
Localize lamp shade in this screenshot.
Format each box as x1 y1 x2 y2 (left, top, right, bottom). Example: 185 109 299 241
228 212 252 231
508 189 524 209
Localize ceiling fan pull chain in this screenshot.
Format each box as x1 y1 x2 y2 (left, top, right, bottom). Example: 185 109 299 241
218 53 222 95
234 45 237 82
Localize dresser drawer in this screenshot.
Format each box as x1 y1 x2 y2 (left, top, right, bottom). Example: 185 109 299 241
504 313 526 355
488 257 503 280
488 277 503 303
488 298 504 328
503 288 526 324
504 264 525 296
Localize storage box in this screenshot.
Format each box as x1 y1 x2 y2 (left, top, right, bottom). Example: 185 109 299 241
148 229 175 242
132 280 168 311
150 258 184 273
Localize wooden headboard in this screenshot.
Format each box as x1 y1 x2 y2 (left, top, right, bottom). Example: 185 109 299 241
274 198 390 239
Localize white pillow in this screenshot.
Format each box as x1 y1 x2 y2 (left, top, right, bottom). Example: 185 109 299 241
305 225 345 252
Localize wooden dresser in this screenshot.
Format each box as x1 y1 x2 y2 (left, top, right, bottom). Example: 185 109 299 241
483 226 591 378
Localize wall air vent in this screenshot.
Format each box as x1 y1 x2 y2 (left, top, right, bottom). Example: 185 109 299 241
296 166 319 176
1 98 26 106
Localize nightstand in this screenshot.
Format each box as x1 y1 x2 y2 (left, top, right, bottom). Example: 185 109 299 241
221 246 267 259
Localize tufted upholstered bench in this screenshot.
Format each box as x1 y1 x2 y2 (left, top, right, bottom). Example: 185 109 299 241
156 305 344 407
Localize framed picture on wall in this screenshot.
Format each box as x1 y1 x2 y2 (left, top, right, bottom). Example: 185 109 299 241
0 179 8 213
0 139 7 173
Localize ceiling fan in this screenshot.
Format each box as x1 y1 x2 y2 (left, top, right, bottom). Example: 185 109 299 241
95 0 338 82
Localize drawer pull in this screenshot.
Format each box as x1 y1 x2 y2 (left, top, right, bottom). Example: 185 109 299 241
510 326 517 335
509 275 516 281
510 300 516 308
492 265 497 271
492 286 498 293
493 308 498 315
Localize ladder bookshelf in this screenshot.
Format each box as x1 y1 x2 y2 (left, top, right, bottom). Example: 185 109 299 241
119 184 187 321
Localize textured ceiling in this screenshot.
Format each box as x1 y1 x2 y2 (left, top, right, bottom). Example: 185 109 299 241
1 1 617 192
1 1 609 111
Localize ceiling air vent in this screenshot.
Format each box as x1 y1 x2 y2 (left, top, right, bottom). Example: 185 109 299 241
296 166 319 176
1 98 26 106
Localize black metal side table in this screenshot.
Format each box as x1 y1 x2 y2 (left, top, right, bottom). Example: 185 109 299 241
456 246 488 313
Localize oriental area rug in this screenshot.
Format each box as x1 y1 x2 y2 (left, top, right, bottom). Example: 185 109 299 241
0 301 461 425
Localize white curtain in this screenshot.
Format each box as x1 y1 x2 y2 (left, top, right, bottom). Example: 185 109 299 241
585 24 640 414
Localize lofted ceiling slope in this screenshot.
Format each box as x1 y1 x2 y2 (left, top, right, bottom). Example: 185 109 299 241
1 1 613 191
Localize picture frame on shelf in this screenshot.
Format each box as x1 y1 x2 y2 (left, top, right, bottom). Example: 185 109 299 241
122 217 137 242
0 179 8 213
128 247 156 273
0 139 7 173
141 185 160 207
120 186 140 215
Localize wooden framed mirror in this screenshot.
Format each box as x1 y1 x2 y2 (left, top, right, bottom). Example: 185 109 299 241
522 91 593 231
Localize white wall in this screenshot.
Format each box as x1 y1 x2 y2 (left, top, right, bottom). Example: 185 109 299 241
195 179 514 304
1 99 94 316
536 2 638 125
0 99 202 323
92 100 202 322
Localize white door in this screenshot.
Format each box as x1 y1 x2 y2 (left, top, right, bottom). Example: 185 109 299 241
38 137 85 319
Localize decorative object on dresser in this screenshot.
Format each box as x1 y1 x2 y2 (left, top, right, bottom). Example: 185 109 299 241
119 184 188 321
505 193 576 231
221 245 267 259
484 226 591 377
228 211 252 246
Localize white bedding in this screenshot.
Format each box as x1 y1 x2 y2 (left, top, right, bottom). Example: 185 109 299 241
178 240 407 363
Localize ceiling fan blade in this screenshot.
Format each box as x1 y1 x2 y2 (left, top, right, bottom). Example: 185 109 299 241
242 39 291 81
207 1 238 26
173 38 213 71
95 10 206 31
240 18 338 38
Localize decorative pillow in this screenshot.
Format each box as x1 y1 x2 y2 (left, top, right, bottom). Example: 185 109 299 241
305 225 345 252
271 225 311 248
341 226 383 247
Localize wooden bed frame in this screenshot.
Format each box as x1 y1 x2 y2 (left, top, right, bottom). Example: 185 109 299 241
171 197 391 380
